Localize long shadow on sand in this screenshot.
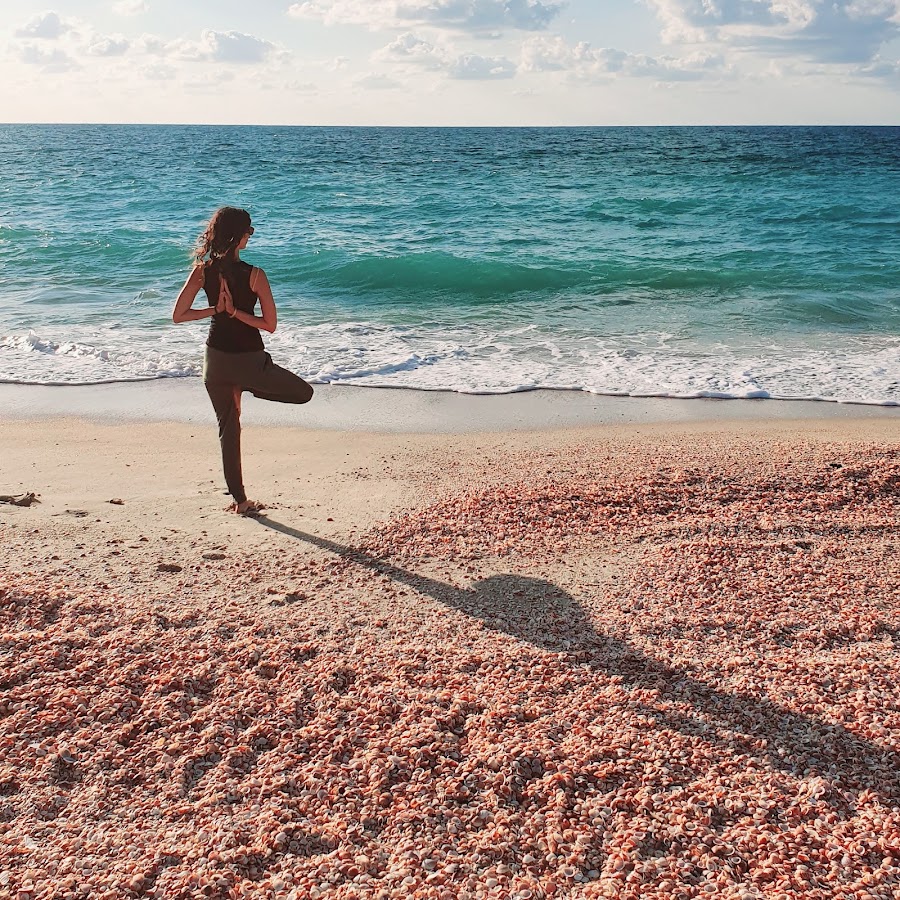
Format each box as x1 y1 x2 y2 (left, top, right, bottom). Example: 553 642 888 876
259 517 900 805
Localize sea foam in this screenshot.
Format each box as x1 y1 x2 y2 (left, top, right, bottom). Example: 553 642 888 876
2 323 898 406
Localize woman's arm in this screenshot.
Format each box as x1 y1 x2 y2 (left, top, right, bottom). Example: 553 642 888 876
172 266 218 324
226 268 277 334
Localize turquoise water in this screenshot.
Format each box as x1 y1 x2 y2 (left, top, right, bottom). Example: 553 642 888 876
1 125 899 403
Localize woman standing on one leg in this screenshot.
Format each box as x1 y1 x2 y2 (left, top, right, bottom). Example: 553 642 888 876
172 206 314 516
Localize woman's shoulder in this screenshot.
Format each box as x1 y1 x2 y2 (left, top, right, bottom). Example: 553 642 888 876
248 263 268 291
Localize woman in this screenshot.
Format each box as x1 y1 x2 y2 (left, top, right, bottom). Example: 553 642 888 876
172 206 313 516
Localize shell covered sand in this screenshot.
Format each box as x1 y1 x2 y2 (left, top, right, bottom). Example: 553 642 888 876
1 439 899 899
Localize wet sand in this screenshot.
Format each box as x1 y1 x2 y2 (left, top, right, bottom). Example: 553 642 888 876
2 379 899 431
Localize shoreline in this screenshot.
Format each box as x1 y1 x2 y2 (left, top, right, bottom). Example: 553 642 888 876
2 379 899 433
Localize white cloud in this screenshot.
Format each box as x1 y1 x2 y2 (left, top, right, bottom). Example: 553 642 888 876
449 53 517 78
200 30 277 64
853 55 900 79
9 15 279 72
519 33 584 70
132 29 279 64
626 49 729 81
18 43 77 70
375 31 517 78
647 0 900 64
134 33 168 55
520 35 730 82
113 0 149 14
288 0 564 32
375 32 449 68
15 11 72 40
86 35 130 56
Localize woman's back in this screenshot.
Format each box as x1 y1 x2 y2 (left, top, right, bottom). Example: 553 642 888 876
204 260 264 353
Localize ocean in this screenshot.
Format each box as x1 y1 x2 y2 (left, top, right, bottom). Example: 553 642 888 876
1 124 898 405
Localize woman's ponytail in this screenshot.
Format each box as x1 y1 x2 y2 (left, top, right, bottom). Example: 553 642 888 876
193 206 252 268
193 206 252 295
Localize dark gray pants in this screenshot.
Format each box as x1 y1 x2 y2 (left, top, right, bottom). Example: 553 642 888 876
203 345 313 504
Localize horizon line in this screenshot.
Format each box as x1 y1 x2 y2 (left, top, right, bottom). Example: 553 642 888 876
2 121 899 128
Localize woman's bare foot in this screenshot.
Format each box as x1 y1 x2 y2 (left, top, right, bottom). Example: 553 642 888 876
231 499 266 517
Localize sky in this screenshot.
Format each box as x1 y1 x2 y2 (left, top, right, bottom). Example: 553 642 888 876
2 0 900 125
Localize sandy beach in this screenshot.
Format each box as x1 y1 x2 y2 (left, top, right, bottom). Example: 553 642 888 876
1 386 899 899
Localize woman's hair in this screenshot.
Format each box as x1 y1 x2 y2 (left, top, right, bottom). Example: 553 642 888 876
193 206 252 268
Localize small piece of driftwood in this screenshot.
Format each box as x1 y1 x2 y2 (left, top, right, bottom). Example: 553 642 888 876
0 493 40 507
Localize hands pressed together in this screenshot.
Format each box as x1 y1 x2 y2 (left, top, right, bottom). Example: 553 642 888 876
216 278 236 317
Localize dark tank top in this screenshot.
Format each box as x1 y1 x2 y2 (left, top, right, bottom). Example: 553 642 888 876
204 259 264 353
